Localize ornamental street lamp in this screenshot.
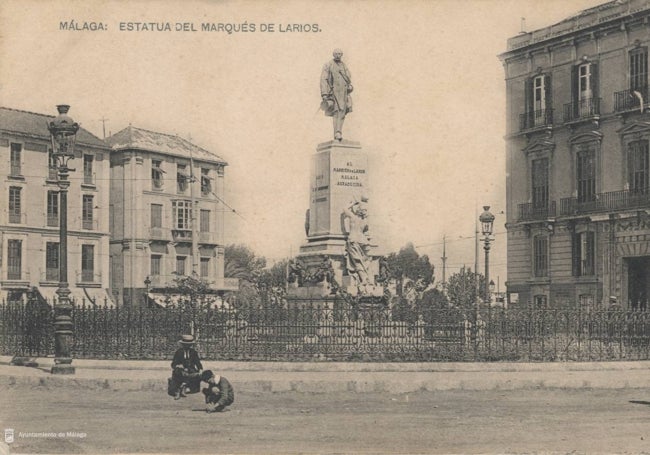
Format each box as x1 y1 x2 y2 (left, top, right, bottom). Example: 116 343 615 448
144 276 152 306
48 105 79 375
479 206 495 305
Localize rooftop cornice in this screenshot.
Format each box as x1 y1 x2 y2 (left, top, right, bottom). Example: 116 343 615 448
499 0 650 61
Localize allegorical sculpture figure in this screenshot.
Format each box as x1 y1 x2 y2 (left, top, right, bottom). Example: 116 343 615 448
320 48 353 141
342 197 371 289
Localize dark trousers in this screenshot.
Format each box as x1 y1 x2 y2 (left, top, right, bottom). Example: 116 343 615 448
170 369 201 394
202 388 234 411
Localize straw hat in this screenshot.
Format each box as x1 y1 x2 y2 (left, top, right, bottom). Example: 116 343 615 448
179 334 195 345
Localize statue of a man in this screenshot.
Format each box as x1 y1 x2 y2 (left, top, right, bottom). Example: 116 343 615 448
320 48 353 141
342 197 371 287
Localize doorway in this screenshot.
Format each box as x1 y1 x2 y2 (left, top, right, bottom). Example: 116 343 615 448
626 257 650 310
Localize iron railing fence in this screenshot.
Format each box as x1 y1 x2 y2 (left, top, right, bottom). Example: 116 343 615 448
563 97 601 123
560 188 650 216
519 108 554 131
1 297 650 362
614 86 648 112
517 201 556 221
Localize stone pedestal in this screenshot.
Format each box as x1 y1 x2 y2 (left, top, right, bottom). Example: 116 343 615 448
289 140 383 299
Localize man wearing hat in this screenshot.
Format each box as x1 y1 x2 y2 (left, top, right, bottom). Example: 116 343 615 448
320 48 353 141
169 334 203 400
201 370 235 413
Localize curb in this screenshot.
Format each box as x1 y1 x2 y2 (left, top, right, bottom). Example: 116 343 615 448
3 368 650 393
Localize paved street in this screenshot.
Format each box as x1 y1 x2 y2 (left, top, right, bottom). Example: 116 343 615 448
2 385 650 454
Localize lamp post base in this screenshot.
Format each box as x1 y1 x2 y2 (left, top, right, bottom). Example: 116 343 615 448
51 364 76 375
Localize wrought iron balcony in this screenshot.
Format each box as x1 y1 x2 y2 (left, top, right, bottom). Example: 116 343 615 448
519 108 553 131
563 98 600 123
560 188 650 216
614 86 648 112
518 201 556 221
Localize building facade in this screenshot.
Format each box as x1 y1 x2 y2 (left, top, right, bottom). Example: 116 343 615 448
501 0 650 309
107 126 235 305
0 107 113 304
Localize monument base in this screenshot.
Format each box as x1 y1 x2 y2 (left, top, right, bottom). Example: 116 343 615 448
288 138 384 302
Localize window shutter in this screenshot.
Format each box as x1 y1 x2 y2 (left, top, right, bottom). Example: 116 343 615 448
544 74 552 123
524 77 533 123
587 231 595 275
572 232 581 276
627 144 634 190
571 65 579 118
590 62 599 103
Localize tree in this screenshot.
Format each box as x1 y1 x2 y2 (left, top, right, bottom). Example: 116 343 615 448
224 244 267 307
258 259 289 290
445 266 485 309
385 243 435 287
224 244 267 287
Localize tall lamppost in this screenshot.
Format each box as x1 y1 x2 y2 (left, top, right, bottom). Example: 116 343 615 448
479 206 495 305
144 276 152 306
48 105 79 375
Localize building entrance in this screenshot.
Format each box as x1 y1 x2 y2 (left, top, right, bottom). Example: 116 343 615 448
626 256 650 310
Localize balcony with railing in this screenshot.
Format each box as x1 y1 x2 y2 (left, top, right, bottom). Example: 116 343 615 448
560 188 650 216
615 86 648 112
563 98 600 123
518 201 556 221
519 108 553 132
172 229 193 242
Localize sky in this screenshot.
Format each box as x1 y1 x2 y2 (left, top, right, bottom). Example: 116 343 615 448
0 0 605 289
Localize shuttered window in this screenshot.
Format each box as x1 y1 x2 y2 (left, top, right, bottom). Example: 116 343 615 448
630 47 648 91
151 255 162 276
576 148 596 203
533 235 548 278
573 231 595 277
628 140 649 192
46 242 59 281
532 158 549 209
81 245 95 282
151 204 163 228
7 240 22 280
9 187 21 223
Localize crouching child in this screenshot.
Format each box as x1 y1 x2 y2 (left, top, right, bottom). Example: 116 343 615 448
201 370 234 413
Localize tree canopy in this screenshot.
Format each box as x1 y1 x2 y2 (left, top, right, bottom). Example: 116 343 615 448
385 243 435 286
445 266 485 308
224 244 267 286
258 259 289 290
